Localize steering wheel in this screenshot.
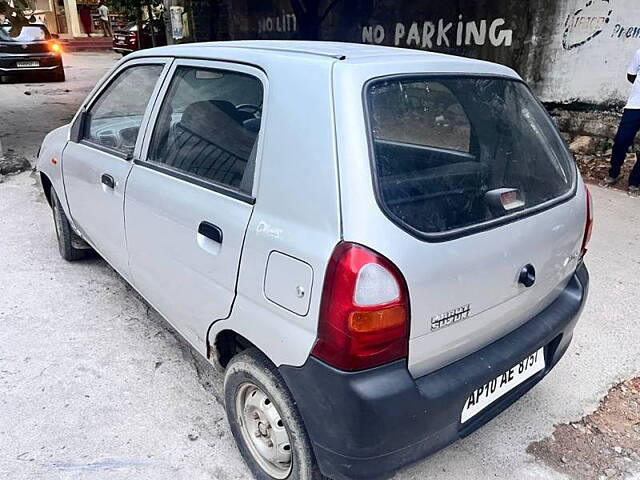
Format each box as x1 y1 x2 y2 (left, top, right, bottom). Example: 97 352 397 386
235 104 261 114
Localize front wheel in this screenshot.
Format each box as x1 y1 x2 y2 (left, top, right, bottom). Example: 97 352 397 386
224 349 323 480
51 186 89 261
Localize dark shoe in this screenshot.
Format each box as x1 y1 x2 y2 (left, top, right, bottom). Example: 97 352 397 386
600 175 620 187
629 185 640 196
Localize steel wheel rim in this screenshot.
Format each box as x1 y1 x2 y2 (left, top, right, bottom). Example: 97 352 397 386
235 382 292 479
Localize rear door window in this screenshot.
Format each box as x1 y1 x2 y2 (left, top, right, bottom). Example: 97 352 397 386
147 66 263 194
366 76 575 238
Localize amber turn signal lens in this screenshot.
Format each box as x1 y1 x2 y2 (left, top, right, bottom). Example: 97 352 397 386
348 305 406 333
50 42 61 53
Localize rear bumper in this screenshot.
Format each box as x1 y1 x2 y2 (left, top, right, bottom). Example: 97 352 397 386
0 53 62 74
280 263 589 480
112 46 135 54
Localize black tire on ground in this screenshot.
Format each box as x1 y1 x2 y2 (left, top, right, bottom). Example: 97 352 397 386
224 348 323 480
50 186 89 261
49 67 65 82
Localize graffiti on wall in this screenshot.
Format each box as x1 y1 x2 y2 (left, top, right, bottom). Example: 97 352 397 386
562 0 640 50
257 11 297 34
611 23 640 40
361 17 514 49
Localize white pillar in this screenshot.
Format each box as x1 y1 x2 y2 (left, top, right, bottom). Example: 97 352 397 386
63 0 83 37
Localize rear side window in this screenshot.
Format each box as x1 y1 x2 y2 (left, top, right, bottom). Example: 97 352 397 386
148 66 263 194
366 76 575 237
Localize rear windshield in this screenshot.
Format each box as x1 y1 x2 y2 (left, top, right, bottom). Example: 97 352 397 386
366 76 575 238
1 26 49 41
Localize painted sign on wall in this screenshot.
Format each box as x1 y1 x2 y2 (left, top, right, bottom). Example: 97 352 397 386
204 0 640 105
227 0 552 73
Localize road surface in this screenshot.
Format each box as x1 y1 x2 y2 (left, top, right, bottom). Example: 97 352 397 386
0 50 639 480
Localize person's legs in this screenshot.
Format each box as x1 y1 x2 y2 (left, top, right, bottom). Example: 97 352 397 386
101 19 111 37
609 109 640 179
106 20 113 37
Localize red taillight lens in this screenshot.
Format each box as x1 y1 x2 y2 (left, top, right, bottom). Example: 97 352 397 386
580 184 593 260
311 243 410 371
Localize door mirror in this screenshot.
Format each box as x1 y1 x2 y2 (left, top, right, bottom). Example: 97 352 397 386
69 109 87 143
51 33 59 39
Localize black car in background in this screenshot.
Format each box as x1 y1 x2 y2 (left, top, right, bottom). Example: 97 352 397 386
0 24 64 82
112 21 167 57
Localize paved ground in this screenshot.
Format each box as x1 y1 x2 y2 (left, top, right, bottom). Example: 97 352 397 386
0 51 119 164
1 51 640 480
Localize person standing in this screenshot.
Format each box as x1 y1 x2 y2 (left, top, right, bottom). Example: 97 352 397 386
602 48 640 194
98 1 112 38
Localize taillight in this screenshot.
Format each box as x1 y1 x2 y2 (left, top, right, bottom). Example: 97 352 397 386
580 184 593 260
311 242 410 371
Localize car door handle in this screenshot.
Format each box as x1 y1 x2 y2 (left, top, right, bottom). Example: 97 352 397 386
198 221 223 244
101 174 115 189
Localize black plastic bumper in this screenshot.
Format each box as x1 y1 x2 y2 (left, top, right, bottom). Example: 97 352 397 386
280 263 589 480
0 53 62 75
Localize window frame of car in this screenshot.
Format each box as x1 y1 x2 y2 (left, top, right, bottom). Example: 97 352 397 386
362 72 578 243
0 24 50 41
136 58 268 205
69 57 173 162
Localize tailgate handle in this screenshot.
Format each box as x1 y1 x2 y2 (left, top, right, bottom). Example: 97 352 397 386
198 221 223 244
518 264 536 288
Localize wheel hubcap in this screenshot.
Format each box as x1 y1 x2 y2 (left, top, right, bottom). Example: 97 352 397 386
235 382 292 478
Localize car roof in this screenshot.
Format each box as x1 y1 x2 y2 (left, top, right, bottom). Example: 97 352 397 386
129 41 520 81
134 40 518 76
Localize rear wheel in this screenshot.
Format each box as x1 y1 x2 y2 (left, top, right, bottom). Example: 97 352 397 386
51 186 89 261
224 349 322 480
49 67 65 82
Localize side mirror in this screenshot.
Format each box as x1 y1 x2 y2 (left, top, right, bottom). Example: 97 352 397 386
51 33 59 39
69 109 87 143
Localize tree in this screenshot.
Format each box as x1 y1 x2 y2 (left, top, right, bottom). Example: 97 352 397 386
0 0 37 32
107 0 163 48
289 0 343 40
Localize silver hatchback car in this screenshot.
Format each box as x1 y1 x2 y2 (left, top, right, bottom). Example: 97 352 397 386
37 41 591 480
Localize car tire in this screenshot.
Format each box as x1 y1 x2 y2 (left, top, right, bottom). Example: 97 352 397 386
50 186 89 261
224 348 323 480
50 67 65 82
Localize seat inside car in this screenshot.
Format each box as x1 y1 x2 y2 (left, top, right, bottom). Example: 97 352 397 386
162 100 258 189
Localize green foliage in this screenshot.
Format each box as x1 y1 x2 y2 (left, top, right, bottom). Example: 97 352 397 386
107 0 162 23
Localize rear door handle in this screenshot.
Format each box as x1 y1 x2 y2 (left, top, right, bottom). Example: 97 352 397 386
101 174 115 189
198 221 223 244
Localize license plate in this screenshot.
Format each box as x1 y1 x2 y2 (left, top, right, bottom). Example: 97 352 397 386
461 347 545 423
17 61 39 68
115 36 125 41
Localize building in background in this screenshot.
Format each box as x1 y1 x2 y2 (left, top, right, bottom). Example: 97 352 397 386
1 0 125 37
169 0 640 110
164 0 640 157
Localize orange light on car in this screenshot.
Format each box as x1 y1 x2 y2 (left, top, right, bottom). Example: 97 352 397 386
51 157 58 165
49 42 62 54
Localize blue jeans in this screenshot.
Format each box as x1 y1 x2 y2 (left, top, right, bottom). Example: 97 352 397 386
609 108 640 186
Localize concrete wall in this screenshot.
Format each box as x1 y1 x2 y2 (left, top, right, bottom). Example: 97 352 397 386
193 0 640 107
536 0 640 106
